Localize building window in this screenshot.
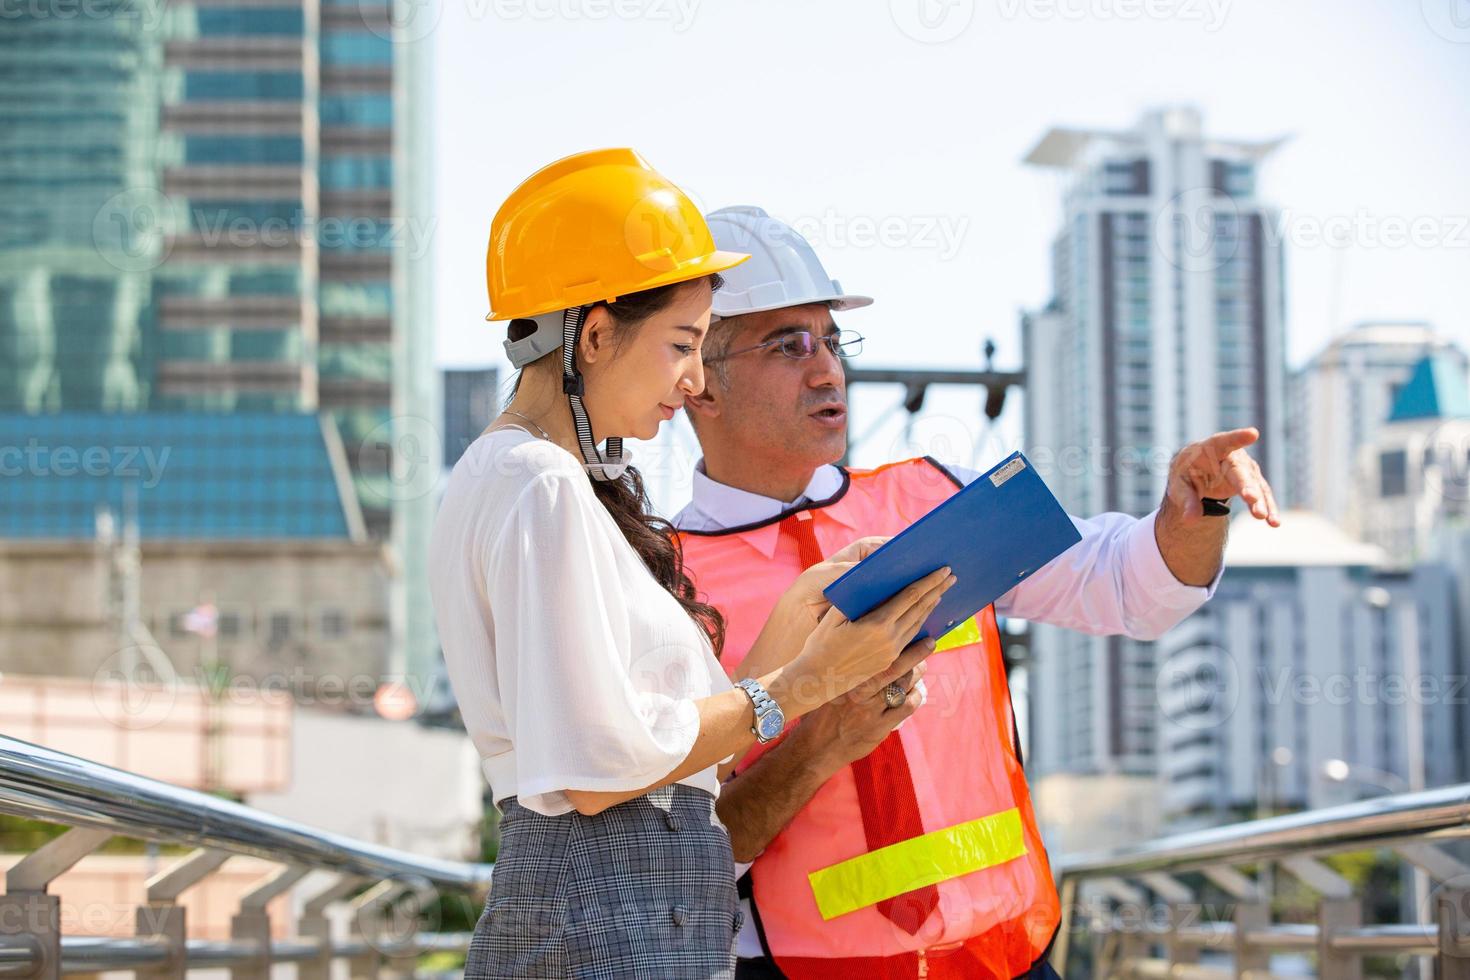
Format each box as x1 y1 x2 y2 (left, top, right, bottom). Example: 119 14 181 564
184 71 304 101
1379 449 1408 497
197 7 304 34
265 611 294 651
322 32 394 65
318 607 349 640
218 610 244 641
320 93 392 127
185 136 304 165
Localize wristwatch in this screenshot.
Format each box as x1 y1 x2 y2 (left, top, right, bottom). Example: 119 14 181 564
1202 496 1231 517
736 678 787 744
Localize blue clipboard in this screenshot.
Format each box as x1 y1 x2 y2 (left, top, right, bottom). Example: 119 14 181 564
823 452 1082 644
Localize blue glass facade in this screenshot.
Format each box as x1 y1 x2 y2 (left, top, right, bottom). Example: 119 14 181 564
196 8 304 35
183 70 304 100
0 413 352 538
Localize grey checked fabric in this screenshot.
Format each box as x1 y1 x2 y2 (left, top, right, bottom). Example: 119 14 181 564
465 784 742 979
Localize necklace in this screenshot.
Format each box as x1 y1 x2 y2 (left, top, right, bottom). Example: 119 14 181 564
501 410 551 440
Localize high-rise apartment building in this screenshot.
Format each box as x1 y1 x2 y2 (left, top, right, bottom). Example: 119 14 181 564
1022 107 1288 776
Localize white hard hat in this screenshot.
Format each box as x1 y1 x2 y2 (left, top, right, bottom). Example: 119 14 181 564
704 205 873 320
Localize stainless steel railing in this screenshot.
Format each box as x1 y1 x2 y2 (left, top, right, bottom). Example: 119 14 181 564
1052 783 1470 978
0 734 493 979
11 728 1469 978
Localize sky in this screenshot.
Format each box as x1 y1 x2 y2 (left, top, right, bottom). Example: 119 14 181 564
423 0 1470 514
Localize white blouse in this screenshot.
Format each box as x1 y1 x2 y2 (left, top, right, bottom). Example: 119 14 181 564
428 428 733 816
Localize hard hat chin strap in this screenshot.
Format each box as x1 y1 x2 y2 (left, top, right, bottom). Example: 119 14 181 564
560 306 627 482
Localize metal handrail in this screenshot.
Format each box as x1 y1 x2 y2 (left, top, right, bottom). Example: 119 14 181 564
20 933 475 975
0 734 493 889
1052 782 1470 975
1054 782 1470 878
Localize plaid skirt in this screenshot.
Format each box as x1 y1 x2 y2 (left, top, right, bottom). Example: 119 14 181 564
466 784 742 979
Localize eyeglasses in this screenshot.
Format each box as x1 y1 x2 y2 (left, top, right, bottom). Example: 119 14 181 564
704 329 864 363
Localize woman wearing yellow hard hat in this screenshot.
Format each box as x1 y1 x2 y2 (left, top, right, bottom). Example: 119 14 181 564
427 149 955 977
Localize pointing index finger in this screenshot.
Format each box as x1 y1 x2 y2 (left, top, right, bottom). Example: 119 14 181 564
1207 427 1259 454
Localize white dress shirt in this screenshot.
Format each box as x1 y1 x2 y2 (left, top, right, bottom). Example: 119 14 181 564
675 459 1221 641
429 429 734 817
674 457 1220 960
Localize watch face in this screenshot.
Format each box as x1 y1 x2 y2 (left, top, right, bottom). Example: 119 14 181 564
757 709 785 741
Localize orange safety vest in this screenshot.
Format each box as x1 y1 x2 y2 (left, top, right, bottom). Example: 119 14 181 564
676 458 1060 980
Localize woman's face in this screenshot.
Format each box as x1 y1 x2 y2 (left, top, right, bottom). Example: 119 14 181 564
580 279 713 442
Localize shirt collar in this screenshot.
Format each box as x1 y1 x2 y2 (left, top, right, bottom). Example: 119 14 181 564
686 460 856 557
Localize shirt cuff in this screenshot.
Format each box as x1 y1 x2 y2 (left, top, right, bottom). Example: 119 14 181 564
1127 509 1222 608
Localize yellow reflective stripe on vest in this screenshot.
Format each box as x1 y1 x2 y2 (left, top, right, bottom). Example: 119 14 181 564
933 614 981 653
807 807 1027 921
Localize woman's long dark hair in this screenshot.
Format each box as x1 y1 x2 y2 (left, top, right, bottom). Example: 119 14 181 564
506 277 727 657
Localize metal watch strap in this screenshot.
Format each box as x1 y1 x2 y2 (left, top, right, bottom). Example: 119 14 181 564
737 678 777 739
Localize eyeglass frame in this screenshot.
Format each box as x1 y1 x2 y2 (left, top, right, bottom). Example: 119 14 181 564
702 328 864 364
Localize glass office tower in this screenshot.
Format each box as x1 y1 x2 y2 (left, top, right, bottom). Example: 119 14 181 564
0 0 438 679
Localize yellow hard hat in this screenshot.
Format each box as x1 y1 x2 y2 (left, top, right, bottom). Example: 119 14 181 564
486 148 749 322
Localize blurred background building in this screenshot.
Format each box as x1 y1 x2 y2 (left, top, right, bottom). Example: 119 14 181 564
1156 511 1463 831
442 366 499 470
0 0 476 886
1019 105 1470 854
0 0 441 684
1286 321 1467 529
1022 106 1289 787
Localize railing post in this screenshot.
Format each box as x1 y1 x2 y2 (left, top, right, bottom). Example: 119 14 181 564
1231 901 1268 978
230 865 308 980
2 827 112 980
1437 886 1470 980
1316 898 1362 980
137 849 233 980
298 874 366 980
1052 875 1077 975
348 882 406 980
380 879 435 980
1095 877 1149 974
1141 873 1200 971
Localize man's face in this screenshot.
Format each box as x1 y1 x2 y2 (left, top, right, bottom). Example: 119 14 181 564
698 303 849 470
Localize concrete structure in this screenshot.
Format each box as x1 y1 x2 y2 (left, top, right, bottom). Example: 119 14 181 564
0 413 391 693
247 708 484 861
1286 322 1467 523
1 673 291 794
1022 106 1288 778
1030 772 1163 857
1156 510 1463 830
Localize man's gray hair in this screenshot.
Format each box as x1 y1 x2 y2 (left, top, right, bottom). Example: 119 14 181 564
700 315 745 390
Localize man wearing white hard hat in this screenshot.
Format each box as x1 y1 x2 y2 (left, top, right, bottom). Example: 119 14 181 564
670 206 1281 979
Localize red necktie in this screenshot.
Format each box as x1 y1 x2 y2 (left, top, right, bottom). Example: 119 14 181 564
778 511 941 936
